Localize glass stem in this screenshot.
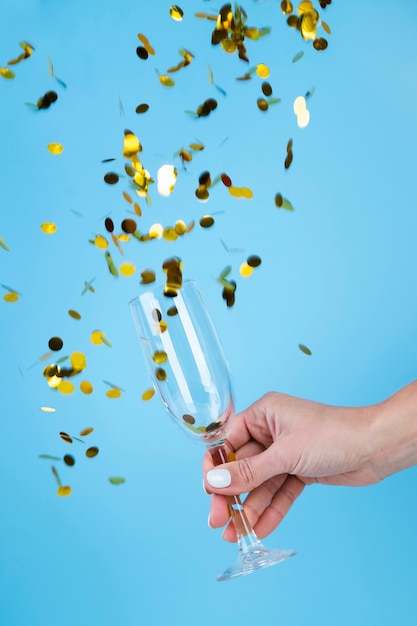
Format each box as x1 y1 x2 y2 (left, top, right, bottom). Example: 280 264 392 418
208 443 262 554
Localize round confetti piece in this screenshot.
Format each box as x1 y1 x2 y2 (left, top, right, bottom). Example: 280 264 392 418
63 454 75 467
140 270 156 285
261 81 273 97
293 95 307 114
297 108 310 128
48 336 63 351
155 367 167 381
159 75 175 87
275 193 283 208
104 172 119 185
239 262 254 278
321 21 331 35
313 37 328 51
298 344 312 355
149 223 163 239
228 186 242 198
94 234 108 249
0 67 15 79
80 427 94 437
40 406 56 413
86 446 99 458
108 477 126 485
47 142 64 155
152 351 168 364
60 432 73 444
90 330 104 345
257 97 269 112
58 380 75 395
136 103 149 114
41 222 57 235
163 227 178 242
121 218 137 234
104 217 114 233
183 414 196 425
106 388 121 399
199 215 214 228
136 46 149 60
142 388 155 401
57 486 72 497
247 255 262 268
80 381 93 394
120 262 136 277
280 0 293 14
256 63 270 78
68 309 81 320
3 292 19 302
166 306 178 317
240 187 253 199
174 220 187 235
170 5 184 20
70 352 87 370
221 173 232 187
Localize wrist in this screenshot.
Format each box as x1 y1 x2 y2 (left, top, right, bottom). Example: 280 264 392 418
367 381 417 480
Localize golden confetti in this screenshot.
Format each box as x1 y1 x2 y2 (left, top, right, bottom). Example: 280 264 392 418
70 352 87 370
58 381 75 395
57 486 72 497
63 454 75 467
106 388 121 399
239 262 254 278
80 381 93 394
170 5 184 20
3 292 19 303
298 343 312 355
256 63 270 78
137 33 155 55
0 67 15 79
47 143 64 155
68 309 81 320
40 406 56 413
142 388 155 401
40 222 57 235
86 447 99 458
120 262 136 277
80 427 94 437
152 351 168 364
59 432 73 444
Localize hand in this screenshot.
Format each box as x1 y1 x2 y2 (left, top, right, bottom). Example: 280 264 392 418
203 389 401 542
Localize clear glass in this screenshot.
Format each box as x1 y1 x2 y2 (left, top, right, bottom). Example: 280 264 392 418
130 280 295 581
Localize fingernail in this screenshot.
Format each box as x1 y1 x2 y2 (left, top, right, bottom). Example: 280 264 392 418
206 468 231 488
202 479 210 495
208 513 215 529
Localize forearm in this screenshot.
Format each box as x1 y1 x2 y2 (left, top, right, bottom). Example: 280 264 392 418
369 380 417 480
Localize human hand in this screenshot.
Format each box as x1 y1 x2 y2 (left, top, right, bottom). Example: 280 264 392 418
202 391 381 542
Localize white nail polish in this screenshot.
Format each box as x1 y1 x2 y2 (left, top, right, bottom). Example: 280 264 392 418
202 479 210 495
207 468 232 488
208 513 214 529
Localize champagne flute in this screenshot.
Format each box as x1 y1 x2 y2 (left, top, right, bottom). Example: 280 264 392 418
130 280 295 581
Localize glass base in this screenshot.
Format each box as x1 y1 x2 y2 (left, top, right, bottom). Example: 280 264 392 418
217 546 295 582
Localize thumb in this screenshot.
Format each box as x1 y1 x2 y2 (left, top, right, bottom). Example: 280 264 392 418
205 443 289 495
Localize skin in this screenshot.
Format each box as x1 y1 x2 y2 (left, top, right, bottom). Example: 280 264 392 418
202 380 417 542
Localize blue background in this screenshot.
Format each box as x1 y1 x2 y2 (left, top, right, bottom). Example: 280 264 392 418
1 1 417 624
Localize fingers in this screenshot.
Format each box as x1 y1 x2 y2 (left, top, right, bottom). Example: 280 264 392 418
205 441 289 496
207 475 306 542
252 475 305 538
